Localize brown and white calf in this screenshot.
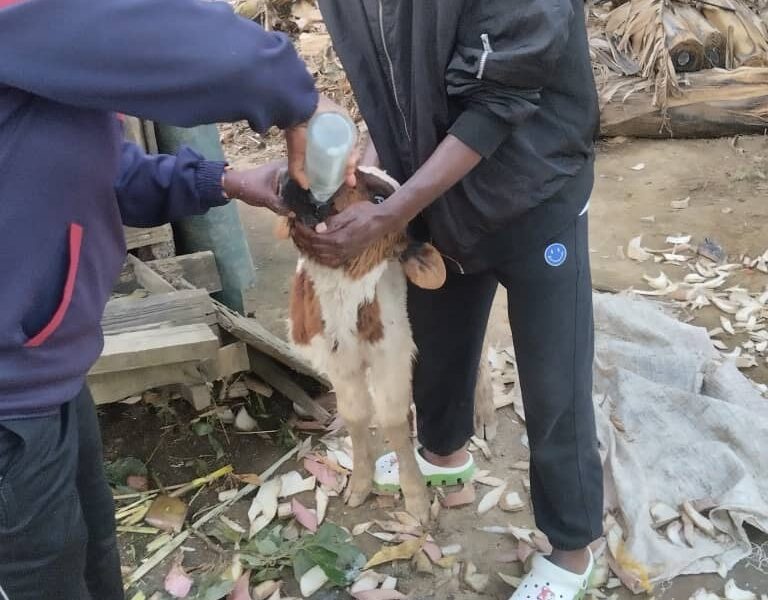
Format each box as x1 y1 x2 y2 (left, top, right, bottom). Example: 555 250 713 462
277 166 495 523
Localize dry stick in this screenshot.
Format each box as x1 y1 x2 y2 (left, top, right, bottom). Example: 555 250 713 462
124 444 299 588
189 529 227 556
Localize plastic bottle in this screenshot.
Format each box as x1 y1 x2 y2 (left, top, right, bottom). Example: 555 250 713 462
305 112 357 204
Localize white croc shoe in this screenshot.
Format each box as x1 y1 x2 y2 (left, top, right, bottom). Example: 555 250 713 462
373 448 475 493
509 550 594 600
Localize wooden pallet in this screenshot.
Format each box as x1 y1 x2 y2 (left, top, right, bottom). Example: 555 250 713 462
91 252 328 416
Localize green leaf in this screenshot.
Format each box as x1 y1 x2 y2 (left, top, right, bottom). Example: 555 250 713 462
314 523 350 546
292 549 315 581
335 543 366 576
252 567 283 584
255 538 280 556
206 521 242 546
191 573 236 600
239 553 268 569
207 434 225 460
310 523 365 580
306 546 347 586
192 421 214 436
104 457 147 487
199 580 235 600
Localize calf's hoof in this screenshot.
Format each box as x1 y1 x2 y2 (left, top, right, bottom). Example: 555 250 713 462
344 478 373 508
405 495 431 526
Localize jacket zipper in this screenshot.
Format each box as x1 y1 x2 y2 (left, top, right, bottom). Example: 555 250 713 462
375 2 462 274
477 33 493 80
377 0 411 141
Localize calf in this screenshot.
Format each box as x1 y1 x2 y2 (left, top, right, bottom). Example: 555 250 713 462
277 167 444 522
277 167 497 523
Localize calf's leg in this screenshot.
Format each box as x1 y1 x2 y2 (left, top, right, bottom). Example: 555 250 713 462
369 361 430 524
333 375 375 508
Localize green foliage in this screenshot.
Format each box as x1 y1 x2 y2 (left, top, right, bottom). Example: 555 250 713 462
239 523 365 591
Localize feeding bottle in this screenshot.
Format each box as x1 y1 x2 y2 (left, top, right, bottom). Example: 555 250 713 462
305 112 357 204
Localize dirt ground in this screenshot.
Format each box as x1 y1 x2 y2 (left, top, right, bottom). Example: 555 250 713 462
104 133 768 598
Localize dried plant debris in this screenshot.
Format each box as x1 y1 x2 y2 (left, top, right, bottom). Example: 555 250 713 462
441 484 477 509
724 579 758 600
477 483 507 515
364 537 425 569
463 562 490 593
628 236 653 262
628 245 768 371
682 501 717 538
690 590 722 600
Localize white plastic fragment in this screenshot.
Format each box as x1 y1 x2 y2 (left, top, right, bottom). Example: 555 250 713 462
300 566 329 597
249 479 280 538
381 576 398 590
235 407 259 432
279 471 316 497
350 571 385 594
314 488 329 527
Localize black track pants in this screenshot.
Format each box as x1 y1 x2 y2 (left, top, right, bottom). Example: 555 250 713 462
408 213 604 550
0 387 124 600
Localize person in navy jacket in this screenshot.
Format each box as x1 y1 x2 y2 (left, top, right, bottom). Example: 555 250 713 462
0 0 341 597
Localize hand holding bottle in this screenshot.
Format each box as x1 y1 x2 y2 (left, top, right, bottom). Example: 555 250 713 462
285 94 358 193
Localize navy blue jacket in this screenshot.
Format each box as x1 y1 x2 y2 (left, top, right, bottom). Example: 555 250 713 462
0 0 318 418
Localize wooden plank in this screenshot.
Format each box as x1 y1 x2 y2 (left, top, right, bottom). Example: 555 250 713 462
124 225 173 251
177 384 212 411
102 289 215 334
147 251 223 293
215 300 330 387
142 120 159 154
126 254 176 294
90 360 208 405
88 342 250 405
123 116 148 150
248 350 331 424
215 342 250 376
91 323 219 375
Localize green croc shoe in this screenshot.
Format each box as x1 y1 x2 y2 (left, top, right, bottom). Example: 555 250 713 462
373 448 476 493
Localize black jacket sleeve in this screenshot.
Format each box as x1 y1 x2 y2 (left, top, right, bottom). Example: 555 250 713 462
446 0 574 158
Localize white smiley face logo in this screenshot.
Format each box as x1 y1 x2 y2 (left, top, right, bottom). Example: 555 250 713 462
544 243 567 267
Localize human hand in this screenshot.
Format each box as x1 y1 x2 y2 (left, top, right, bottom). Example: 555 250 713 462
291 201 400 267
222 160 288 215
285 94 358 191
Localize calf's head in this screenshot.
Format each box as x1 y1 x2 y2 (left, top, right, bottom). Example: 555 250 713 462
276 166 446 290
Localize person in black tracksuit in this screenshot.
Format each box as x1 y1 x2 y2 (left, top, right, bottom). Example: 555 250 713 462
291 1 603 596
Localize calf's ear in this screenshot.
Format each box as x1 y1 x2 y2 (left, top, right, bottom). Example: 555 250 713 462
274 216 291 240
401 243 446 290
